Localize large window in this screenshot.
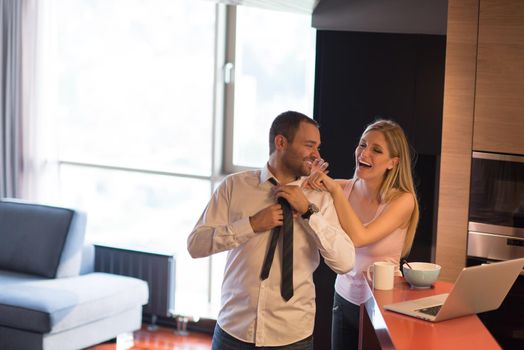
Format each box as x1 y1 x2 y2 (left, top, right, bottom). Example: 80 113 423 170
49 0 215 176
226 6 316 170
35 0 315 319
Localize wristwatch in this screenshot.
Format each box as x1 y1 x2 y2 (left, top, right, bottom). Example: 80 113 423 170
301 202 320 220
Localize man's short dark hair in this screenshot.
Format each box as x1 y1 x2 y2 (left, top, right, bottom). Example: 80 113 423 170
269 111 319 154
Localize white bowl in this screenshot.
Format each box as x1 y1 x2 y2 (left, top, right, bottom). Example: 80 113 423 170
402 262 441 289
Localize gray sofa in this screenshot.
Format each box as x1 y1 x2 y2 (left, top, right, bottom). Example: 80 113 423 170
0 199 149 350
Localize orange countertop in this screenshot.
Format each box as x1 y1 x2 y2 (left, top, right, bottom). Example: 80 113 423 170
360 276 501 350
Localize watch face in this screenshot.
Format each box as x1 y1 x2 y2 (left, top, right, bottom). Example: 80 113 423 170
302 203 319 219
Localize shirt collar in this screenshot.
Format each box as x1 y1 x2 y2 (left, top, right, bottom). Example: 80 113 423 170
260 164 277 186
260 164 305 187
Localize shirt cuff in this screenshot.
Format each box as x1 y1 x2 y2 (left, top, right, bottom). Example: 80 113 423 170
302 213 330 246
231 216 257 244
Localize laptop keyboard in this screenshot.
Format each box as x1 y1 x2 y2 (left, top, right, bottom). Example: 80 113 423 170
417 305 442 316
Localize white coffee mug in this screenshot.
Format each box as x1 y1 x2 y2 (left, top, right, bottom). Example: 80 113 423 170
366 261 395 290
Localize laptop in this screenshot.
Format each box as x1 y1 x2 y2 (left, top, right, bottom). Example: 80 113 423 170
383 258 524 322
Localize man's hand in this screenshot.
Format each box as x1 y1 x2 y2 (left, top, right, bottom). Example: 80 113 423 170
274 185 310 215
249 204 283 233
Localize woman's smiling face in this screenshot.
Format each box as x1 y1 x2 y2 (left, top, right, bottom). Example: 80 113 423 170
354 130 397 180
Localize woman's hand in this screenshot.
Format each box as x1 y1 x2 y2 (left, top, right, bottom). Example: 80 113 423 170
303 159 339 194
311 158 329 174
306 171 339 193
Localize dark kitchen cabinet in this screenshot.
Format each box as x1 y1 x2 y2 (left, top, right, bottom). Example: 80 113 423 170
312 30 446 349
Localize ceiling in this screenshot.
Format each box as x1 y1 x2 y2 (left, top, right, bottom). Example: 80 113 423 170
206 0 448 35
209 0 320 14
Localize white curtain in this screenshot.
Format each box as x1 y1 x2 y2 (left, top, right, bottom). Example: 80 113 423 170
0 0 37 199
20 0 39 200
0 0 22 198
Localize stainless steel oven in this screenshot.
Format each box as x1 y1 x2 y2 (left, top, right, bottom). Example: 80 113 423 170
467 151 524 350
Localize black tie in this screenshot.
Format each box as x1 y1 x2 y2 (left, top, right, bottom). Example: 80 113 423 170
260 178 294 301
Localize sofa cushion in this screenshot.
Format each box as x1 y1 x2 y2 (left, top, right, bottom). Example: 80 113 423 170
0 270 45 285
0 200 83 278
0 273 149 334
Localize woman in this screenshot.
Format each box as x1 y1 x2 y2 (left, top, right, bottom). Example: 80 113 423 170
305 119 419 350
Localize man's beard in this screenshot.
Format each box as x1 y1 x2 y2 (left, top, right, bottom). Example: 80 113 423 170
300 161 313 177
283 154 313 178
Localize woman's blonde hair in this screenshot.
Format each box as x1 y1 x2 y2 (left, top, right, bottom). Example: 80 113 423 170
356 119 420 257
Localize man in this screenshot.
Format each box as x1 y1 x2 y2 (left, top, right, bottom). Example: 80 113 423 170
187 111 355 349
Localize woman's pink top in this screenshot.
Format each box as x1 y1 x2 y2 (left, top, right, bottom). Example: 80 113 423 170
334 179 407 305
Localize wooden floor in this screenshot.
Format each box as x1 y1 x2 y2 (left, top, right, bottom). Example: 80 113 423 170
87 325 212 350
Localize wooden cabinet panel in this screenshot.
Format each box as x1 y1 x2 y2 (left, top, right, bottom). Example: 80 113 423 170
436 0 479 281
474 0 524 154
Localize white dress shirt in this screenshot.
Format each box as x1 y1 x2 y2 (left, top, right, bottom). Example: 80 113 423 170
187 165 355 346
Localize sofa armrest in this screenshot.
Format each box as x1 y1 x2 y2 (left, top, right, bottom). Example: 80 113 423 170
56 210 87 278
80 244 95 275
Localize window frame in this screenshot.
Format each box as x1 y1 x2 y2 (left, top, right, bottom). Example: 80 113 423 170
221 5 317 173
37 0 228 320
35 1 315 322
